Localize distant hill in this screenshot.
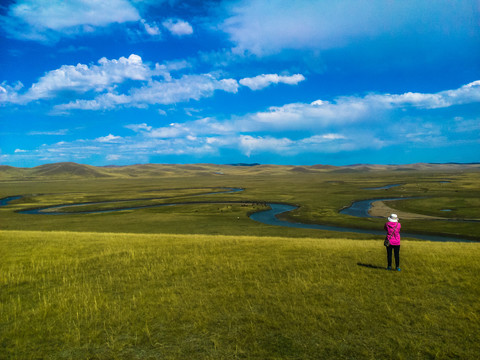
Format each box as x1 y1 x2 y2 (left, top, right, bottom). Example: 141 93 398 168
0 162 479 180
289 166 314 173
0 165 26 178
227 163 261 167
31 162 112 178
311 165 338 170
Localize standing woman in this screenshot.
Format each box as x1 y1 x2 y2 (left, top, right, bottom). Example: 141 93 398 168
384 214 401 271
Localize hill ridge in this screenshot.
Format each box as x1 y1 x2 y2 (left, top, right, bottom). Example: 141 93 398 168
1 161 479 180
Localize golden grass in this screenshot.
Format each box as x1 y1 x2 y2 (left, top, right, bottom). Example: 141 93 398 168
1 230 479 359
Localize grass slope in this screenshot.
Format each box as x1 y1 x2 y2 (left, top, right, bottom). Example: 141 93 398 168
1 162 479 181
1 231 479 359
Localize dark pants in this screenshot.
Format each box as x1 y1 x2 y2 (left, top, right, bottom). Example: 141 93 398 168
386 245 400 268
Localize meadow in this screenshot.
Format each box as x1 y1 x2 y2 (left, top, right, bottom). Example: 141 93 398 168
1 230 479 359
1 163 479 359
1 163 479 240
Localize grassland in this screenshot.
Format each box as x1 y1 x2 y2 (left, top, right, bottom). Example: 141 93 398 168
1 230 479 359
1 163 479 358
1 163 479 240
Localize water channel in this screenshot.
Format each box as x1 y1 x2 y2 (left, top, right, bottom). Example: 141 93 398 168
1 186 475 243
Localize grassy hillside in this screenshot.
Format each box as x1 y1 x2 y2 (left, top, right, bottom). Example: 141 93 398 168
1 230 479 359
1 162 479 181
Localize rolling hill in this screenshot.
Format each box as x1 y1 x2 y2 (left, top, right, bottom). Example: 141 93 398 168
0 161 479 180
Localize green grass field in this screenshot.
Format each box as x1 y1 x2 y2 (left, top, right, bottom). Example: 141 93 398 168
1 163 479 358
1 163 480 240
2 230 479 359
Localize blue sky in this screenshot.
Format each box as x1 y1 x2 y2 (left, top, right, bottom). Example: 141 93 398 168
1 0 479 167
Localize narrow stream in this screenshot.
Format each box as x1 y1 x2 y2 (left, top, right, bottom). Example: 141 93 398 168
251 203 474 242
1 186 476 243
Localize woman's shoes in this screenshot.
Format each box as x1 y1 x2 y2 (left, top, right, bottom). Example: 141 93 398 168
386 266 401 271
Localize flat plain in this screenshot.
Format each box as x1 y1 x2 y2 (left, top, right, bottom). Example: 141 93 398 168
1 162 480 240
1 162 479 359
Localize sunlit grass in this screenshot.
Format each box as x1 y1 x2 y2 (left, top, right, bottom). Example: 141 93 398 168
1 230 479 359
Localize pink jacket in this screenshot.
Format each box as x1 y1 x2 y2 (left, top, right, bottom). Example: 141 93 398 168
384 221 401 245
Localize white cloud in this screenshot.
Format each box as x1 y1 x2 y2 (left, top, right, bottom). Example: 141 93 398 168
28 129 69 136
3 0 140 41
162 19 193 36
106 154 122 161
221 0 478 56
239 74 305 90
96 134 123 143
102 79 480 151
4 54 150 104
236 133 369 156
114 79 479 158
245 99 371 130
452 117 480 133
131 75 239 105
125 123 153 132
54 93 134 111
146 117 236 140
148 124 190 139
237 80 480 131
3 130 382 164
141 19 161 36
366 81 480 110
239 135 293 156
54 74 239 111
1 52 241 110
303 134 346 142
0 82 24 103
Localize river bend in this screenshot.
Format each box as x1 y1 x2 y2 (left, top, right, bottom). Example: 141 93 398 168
0 188 475 243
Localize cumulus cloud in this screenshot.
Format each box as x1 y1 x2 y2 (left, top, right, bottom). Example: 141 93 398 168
0 82 24 103
2 54 150 104
365 80 480 110
239 135 293 156
54 93 133 112
239 74 305 90
2 0 140 41
141 19 161 36
100 79 478 158
1 54 202 108
241 80 480 130
162 19 193 36
130 75 238 105
96 134 123 143
0 52 247 110
125 123 153 132
54 74 239 111
83 79 479 152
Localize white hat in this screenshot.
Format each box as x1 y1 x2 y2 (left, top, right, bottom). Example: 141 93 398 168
388 214 399 222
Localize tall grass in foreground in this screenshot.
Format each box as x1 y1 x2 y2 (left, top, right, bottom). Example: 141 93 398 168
1 231 479 359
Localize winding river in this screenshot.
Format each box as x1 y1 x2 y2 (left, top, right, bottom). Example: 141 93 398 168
0 187 476 243
253 203 474 242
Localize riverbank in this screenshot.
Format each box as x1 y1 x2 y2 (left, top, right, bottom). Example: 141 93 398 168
369 199 444 220
2 167 479 240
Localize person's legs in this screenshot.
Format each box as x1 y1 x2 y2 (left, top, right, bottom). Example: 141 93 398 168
386 245 393 268
393 245 400 269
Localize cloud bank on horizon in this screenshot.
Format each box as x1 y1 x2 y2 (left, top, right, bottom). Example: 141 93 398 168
1 0 479 166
